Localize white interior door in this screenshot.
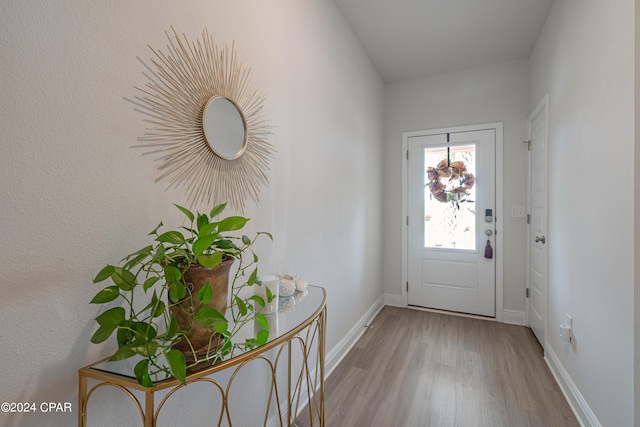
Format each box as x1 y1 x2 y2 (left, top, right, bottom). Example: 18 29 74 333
407 129 496 317
527 98 548 346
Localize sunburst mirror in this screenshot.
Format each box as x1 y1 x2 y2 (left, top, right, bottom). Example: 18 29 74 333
133 27 275 212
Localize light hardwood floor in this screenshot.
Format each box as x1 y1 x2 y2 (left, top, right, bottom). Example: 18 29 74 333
306 306 578 427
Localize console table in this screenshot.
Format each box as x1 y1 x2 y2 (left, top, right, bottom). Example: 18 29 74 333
78 286 326 427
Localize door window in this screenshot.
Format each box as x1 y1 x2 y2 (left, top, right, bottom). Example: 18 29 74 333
423 143 477 251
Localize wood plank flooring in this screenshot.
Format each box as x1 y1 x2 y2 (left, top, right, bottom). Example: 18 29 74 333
305 306 578 427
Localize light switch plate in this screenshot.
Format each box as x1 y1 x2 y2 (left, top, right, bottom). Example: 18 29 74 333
511 206 525 218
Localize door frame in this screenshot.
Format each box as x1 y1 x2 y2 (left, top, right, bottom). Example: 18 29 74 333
401 122 504 321
525 94 549 347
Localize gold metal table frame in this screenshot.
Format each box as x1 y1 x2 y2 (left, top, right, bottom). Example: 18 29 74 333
78 286 326 427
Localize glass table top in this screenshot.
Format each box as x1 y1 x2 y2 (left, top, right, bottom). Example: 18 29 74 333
89 285 325 383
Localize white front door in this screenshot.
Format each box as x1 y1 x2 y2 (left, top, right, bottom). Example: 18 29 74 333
527 97 548 346
407 128 496 317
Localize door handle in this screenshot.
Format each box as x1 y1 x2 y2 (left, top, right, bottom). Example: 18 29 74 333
535 236 546 244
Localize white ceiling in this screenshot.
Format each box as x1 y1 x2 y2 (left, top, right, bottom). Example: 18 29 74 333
334 0 555 82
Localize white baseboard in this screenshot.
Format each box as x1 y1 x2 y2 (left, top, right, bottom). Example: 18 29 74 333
382 294 526 326
545 345 601 427
503 309 526 326
324 294 385 378
384 293 402 307
273 295 386 427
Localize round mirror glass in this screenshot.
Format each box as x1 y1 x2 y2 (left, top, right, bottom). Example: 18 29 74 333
202 96 247 160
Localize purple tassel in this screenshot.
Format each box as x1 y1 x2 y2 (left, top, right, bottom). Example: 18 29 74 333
484 240 493 259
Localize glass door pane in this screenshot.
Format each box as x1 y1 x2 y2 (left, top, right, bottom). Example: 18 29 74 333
423 143 477 250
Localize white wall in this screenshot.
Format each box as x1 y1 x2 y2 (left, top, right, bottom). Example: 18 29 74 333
0 1 384 426
635 0 640 423
529 1 634 425
383 59 530 315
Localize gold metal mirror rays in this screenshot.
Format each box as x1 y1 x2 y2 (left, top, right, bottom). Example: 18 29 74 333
133 27 275 212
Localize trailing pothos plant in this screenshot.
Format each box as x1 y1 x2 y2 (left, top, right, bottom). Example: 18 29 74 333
89 203 274 386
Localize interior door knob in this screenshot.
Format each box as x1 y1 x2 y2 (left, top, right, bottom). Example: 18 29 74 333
535 236 546 244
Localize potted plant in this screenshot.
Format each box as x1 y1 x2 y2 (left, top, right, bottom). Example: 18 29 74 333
89 203 274 386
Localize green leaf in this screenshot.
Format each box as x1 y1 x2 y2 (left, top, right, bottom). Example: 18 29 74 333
168 248 190 261
241 235 251 245
219 339 232 356
198 222 219 236
174 203 195 223
209 203 227 218
90 286 120 304
164 315 179 341
197 283 213 304
234 295 247 316
247 268 258 286
266 286 274 303
255 313 269 330
117 326 133 347
130 341 158 358
130 321 157 342
156 230 185 245
111 267 137 291
93 265 115 283
140 292 159 315
148 221 164 236
121 245 153 267
197 252 223 268
154 243 166 259
90 322 118 344
192 233 218 256
109 345 136 361
165 349 186 385
95 307 126 326
122 252 149 271
134 359 153 387
243 341 256 351
164 265 182 285
125 245 154 259
256 329 269 346
169 282 186 303
151 300 166 318
196 307 226 326
197 213 209 231
258 231 273 241
213 239 235 250
250 294 266 308
217 216 249 232
214 321 229 333
143 276 160 292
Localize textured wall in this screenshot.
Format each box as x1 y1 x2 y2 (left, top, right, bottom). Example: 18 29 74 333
0 1 384 425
